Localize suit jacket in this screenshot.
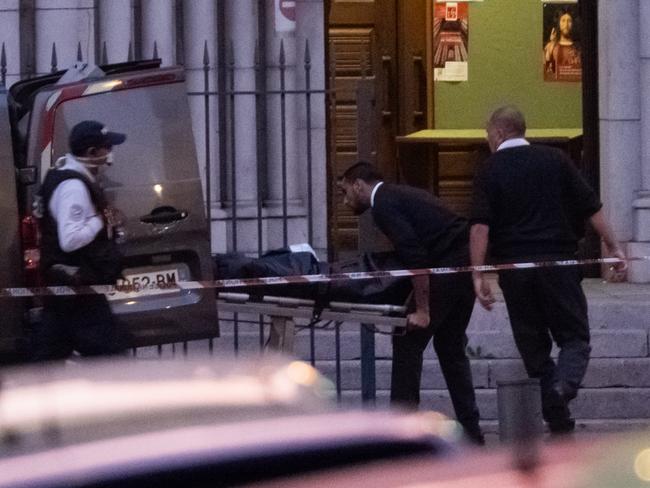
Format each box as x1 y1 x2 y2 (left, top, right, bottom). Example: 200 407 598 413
371 183 468 268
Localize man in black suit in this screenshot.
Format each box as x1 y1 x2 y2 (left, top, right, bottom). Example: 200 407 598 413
470 105 626 434
338 162 484 445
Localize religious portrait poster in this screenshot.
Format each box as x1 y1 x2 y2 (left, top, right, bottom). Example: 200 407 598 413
542 1 581 82
433 2 470 82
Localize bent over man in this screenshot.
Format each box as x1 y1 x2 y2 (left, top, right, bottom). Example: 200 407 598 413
32 120 127 360
470 106 626 434
338 162 484 445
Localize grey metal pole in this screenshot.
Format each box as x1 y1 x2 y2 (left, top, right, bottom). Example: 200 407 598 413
497 378 543 471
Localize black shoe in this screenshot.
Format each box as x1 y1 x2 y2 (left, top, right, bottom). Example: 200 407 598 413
548 417 575 435
548 383 568 405
463 426 486 446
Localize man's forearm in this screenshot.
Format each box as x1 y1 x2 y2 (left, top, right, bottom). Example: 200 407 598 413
589 209 622 253
470 224 490 272
411 275 430 314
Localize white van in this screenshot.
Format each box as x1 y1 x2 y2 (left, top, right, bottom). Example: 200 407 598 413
0 60 218 361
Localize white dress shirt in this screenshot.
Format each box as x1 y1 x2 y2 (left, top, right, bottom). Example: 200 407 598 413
370 181 384 208
497 138 530 151
48 154 104 252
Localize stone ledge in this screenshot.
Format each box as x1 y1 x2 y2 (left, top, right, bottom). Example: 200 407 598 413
316 357 650 391
478 418 650 435
317 359 490 390
488 357 650 388
338 388 650 420
159 328 649 360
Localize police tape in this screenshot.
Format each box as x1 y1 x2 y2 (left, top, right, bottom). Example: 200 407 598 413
0 255 648 298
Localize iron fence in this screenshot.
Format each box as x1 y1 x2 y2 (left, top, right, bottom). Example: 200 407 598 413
0 40 383 404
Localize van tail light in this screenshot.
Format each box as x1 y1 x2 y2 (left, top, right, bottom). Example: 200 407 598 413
21 215 43 286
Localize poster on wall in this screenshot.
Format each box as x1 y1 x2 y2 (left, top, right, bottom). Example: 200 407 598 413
433 1 471 82
542 0 581 82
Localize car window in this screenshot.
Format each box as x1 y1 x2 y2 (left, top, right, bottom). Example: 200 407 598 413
52 83 198 188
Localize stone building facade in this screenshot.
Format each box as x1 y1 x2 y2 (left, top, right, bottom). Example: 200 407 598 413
0 0 648 280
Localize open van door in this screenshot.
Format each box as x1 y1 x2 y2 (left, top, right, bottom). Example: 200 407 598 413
29 67 218 346
0 93 27 361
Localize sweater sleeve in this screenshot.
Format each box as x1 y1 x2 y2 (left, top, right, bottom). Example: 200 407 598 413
49 179 104 252
562 156 602 218
469 163 493 226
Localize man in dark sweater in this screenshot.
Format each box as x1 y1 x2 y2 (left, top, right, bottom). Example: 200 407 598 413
470 106 626 434
338 162 484 445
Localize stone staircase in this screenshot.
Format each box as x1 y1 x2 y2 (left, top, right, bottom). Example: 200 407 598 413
314 278 650 434
137 279 650 435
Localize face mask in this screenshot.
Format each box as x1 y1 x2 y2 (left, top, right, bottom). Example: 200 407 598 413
77 151 113 168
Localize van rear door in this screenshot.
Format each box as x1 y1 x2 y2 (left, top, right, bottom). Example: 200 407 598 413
0 93 27 360
46 70 218 346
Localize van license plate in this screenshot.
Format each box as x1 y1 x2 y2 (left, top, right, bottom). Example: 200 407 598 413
117 269 179 292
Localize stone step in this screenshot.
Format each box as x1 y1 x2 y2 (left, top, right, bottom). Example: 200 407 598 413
463 329 649 359
468 279 650 332
316 357 650 391
337 388 650 421
148 326 650 361
478 418 650 435
488 358 650 388
468 302 650 332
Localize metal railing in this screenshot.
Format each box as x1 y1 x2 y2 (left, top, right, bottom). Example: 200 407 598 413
0 39 385 404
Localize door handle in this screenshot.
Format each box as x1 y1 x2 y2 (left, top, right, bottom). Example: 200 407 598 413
413 55 425 120
140 205 188 224
381 54 393 119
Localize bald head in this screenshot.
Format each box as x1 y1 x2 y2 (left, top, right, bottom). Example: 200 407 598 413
488 106 526 137
486 106 527 153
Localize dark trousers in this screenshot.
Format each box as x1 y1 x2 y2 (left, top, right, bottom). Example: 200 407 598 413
391 270 481 432
498 264 590 424
32 295 125 361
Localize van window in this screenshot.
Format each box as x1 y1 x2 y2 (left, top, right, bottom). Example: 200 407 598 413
52 83 199 188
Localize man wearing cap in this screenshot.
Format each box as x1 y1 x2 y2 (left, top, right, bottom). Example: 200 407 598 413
31 120 127 360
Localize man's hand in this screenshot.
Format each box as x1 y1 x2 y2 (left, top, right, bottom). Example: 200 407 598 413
104 206 126 227
606 246 627 282
473 272 495 311
49 264 82 286
407 310 430 330
588 210 627 282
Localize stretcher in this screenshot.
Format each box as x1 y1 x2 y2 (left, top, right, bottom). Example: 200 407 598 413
217 291 408 402
217 292 408 354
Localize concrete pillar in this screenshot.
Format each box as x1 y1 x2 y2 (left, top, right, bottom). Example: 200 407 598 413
98 0 133 64
295 0 327 255
141 0 175 65
226 0 258 207
631 0 650 281
222 0 261 253
265 0 301 249
0 1 21 87
182 0 225 252
598 0 642 277
34 0 95 74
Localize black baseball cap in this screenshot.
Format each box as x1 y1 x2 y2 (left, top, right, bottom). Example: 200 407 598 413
69 120 126 155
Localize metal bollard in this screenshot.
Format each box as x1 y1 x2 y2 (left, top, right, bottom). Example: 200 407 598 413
497 378 543 471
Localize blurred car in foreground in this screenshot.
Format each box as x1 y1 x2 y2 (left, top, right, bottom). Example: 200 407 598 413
0 356 459 487
247 427 650 488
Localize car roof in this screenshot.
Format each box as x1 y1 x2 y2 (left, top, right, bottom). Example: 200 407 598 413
0 410 457 488
245 430 650 488
0 356 334 450
0 357 458 487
